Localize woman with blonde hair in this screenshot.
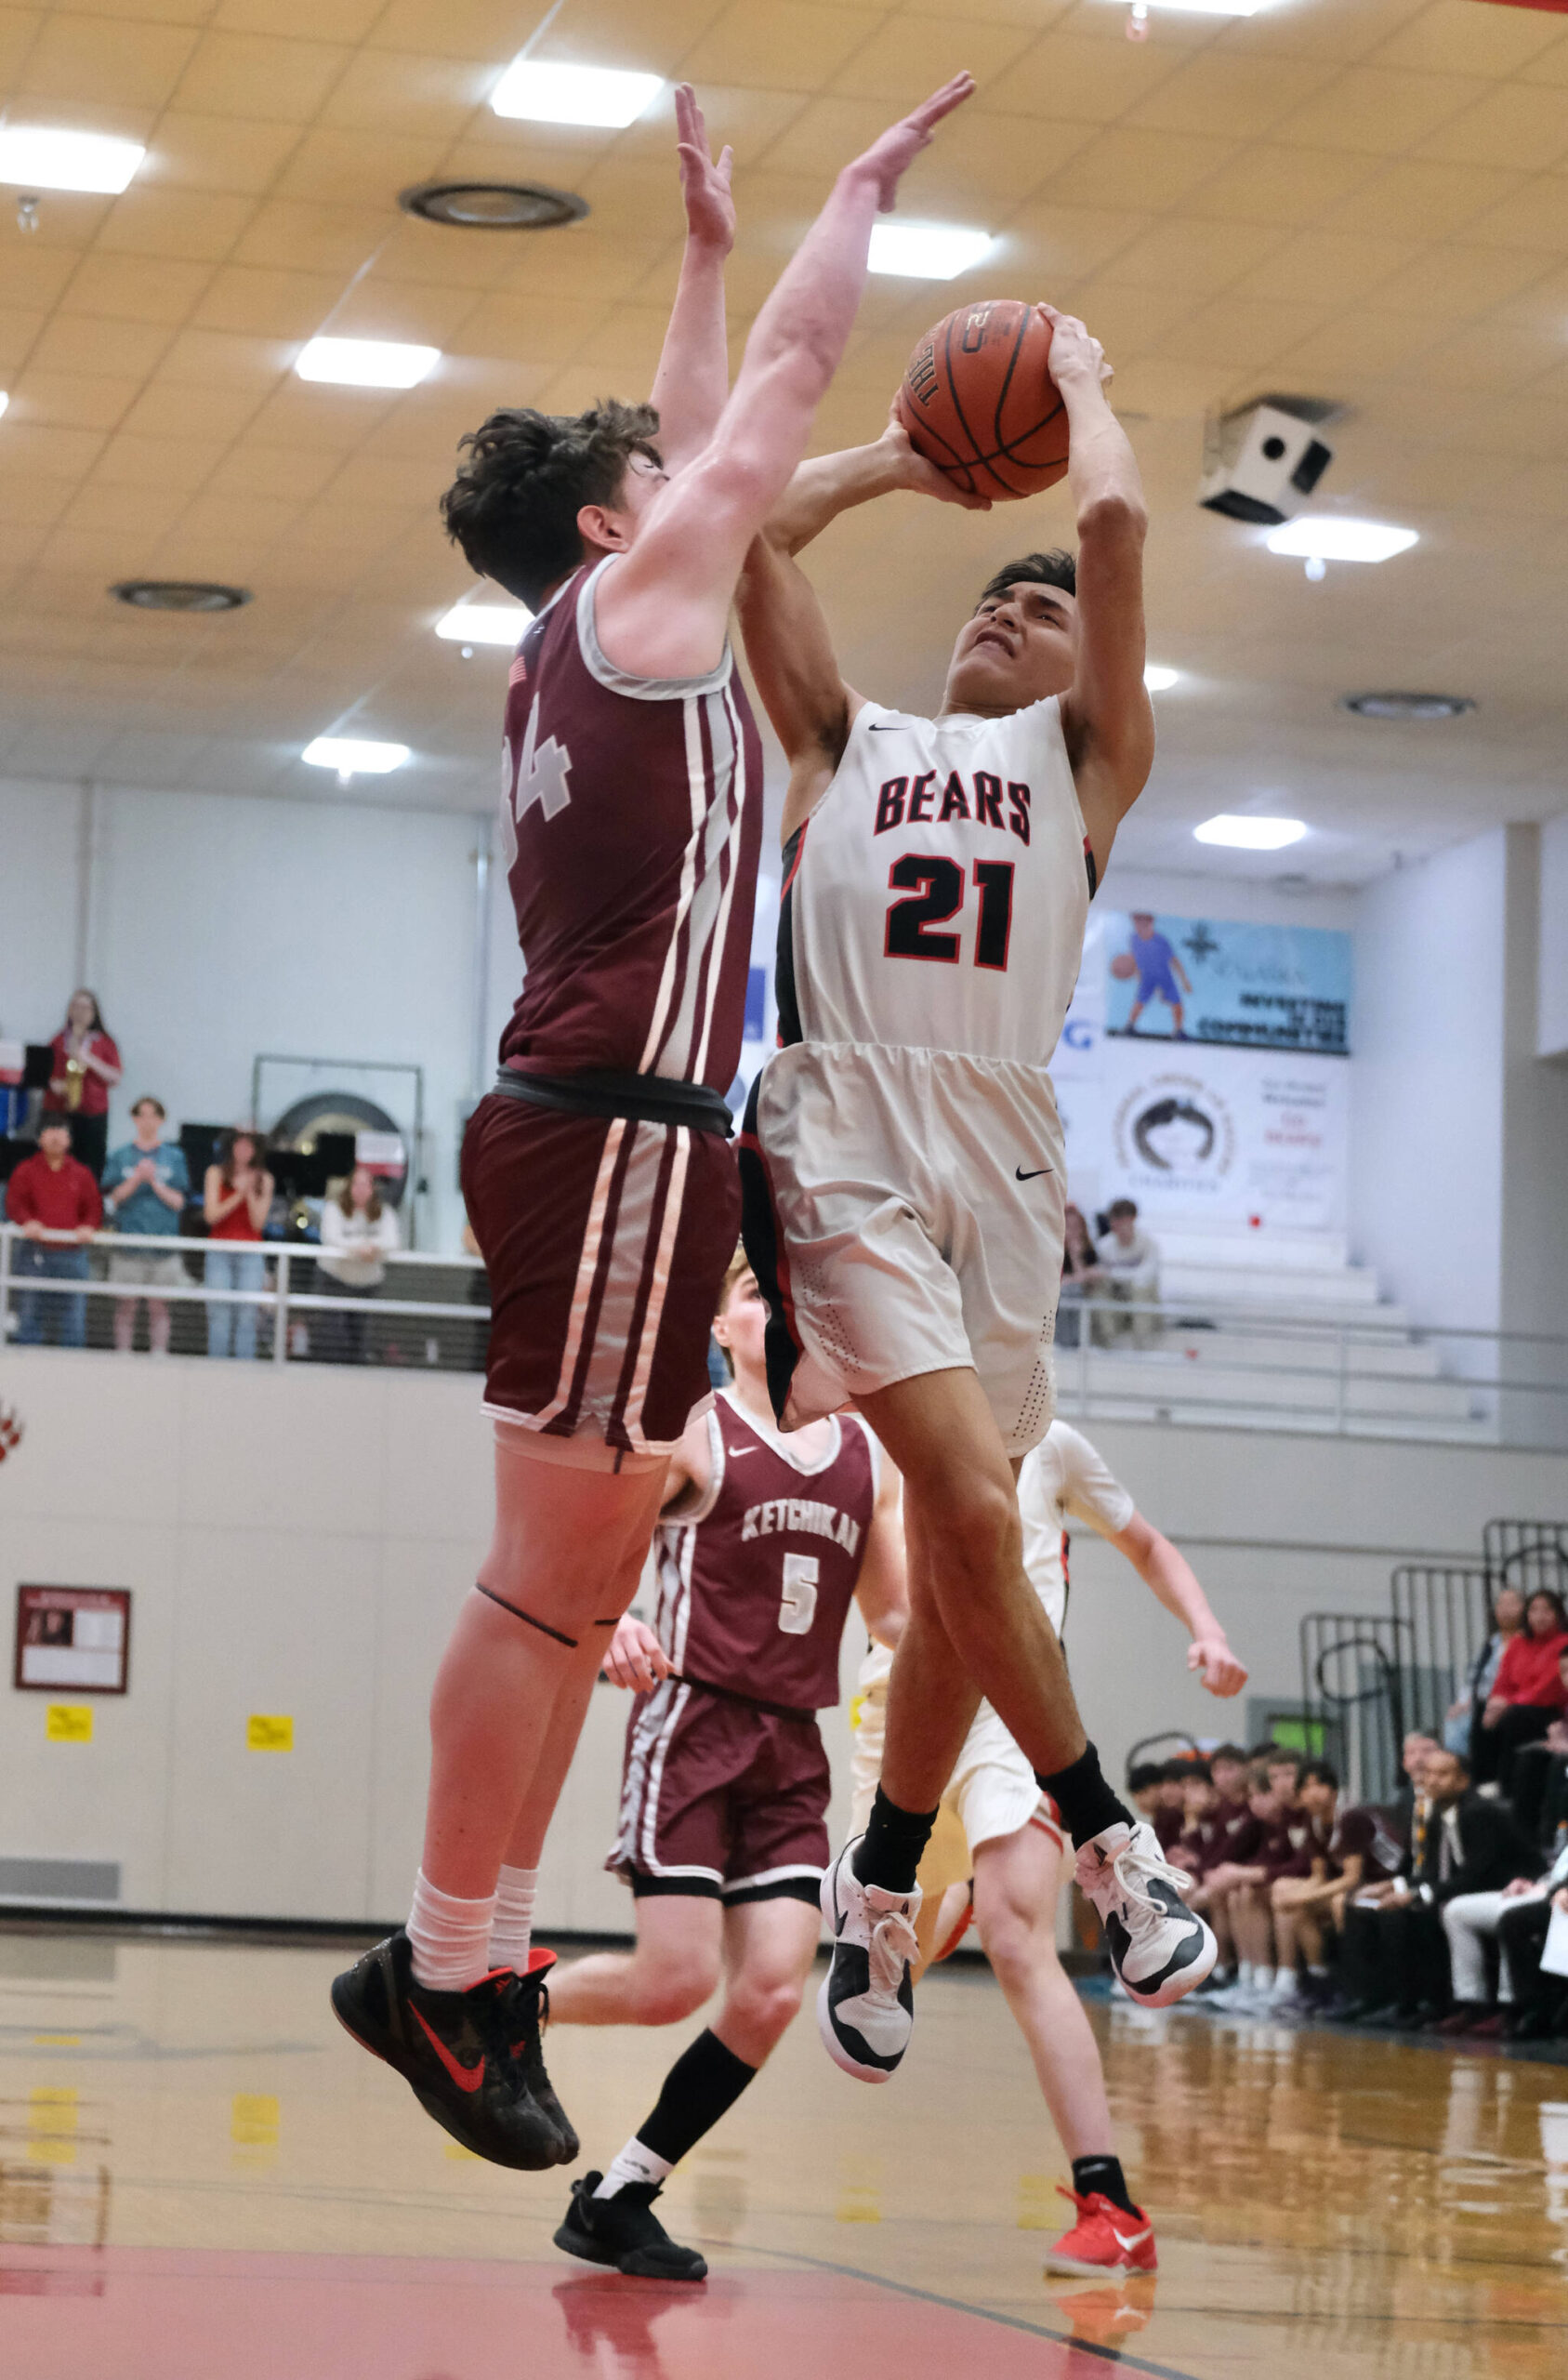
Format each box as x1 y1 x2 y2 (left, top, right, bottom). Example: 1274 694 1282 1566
316 1164 399 1364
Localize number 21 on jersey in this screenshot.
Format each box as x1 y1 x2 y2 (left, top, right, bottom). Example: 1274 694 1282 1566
885 856 1014 971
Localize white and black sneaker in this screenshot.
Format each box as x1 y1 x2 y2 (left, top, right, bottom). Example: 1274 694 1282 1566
817 1837 921 2082
1075 1822 1216 2008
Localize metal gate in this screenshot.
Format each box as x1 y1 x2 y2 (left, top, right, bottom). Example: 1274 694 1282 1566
1300 1613 1408 1806
1482 1519 1568 1599
1389 1565 1492 1739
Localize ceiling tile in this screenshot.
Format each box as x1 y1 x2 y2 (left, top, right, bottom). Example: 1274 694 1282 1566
827 17 1039 107
95 186 256 263
0 305 46 369
1370 242 1554 318
159 325 290 386
1124 51 1337 142
680 2 888 91
971 196 1151 284
1271 64 1488 157
19 11 202 110
171 31 352 124
1456 173 1568 250
191 264 341 340
994 29 1192 126
231 199 390 275
146 112 306 198
1319 157 1522 242
1034 126 1241 214
0 237 91 311
215 1 384 35
59 254 213 326
119 377 263 442
317 46 490 135
1157 292 1334 374
1229 228 1417 310
1370 0 1568 79
89 432 229 493
1418 82 1568 174
1098 217 1286 301
1520 32 1568 88
0 421 107 479
62 477 193 538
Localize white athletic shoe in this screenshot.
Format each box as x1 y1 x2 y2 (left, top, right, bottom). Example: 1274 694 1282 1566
817 1838 921 2083
1075 1822 1217 2009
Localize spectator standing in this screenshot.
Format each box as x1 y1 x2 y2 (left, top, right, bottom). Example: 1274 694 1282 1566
204 1130 273 1361
6 1117 101 1347
316 1166 399 1365
43 989 121 1181
1471 1588 1568 1794
1056 1202 1105 1350
1094 1197 1160 1348
102 1097 189 1356
1444 1584 1526 1753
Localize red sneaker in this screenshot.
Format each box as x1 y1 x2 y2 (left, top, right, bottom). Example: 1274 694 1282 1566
1046 2188 1158 2278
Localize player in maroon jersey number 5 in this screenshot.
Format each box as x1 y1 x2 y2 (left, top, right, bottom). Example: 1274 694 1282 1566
544 1251 904 2280
331 75 978 2170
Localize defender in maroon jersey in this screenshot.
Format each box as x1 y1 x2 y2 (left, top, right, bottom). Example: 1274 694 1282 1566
331 76 978 2175
547 1253 904 2281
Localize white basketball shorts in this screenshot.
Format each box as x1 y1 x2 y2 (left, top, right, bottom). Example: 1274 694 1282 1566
850 1679 1062 1867
739 1040 1066 1459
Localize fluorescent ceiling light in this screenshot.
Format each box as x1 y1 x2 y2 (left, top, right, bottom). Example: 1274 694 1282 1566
1099 0 1269 15
436 601 533 647
492 59 662 128
0 126 145 194
1266 517 1417 564
869 221 994 281
1194 814 1306 852
1144 665 1179 694
0 393 8 421
303 737 409 776
296 337 440 390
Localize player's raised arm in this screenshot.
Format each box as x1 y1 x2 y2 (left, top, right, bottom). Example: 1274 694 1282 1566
1048 307 1155 866
647 86 735 473
1109 1510 1249 1699
595 73 975 682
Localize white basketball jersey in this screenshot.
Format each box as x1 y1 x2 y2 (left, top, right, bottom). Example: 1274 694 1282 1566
778 696 1093 1065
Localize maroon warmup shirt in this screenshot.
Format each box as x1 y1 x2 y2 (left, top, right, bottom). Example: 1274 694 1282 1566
652 1395 878 1712
496 557 762 1095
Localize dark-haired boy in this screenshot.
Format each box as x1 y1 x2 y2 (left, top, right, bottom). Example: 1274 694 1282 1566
735 312 1215 2082
331 73 979 2170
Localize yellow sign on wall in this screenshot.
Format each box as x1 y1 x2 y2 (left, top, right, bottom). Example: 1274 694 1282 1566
46 1705 93 1742
246 1713 294 1752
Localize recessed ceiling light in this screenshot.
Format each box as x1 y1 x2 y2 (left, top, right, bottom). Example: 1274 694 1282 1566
1343 691 1475 722
296 337 440 390
1144 665 1179 694
1194 815 1307 852
1266 518 1418 564
436 601 534 647
400 179 588 231
868 222 994 281
492 59 663 128
303 737 410 777
0 126 145 194
112 579 251 613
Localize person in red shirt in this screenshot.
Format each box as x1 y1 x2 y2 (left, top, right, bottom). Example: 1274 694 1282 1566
43 989 122 1181
6 1117 101 1347
1472 1588 1568 1792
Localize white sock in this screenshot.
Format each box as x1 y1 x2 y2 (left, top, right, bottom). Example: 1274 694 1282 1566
1308 1963 1330 1980
1253 1966 1274 1995
1237 1961 1255 1990
1272 1968 1298 1997
489 1864 539 1974
595 2139 673 2200
407 1869 497 1993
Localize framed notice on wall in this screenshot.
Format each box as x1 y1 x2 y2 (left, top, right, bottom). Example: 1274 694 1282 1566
15 1587 132 1695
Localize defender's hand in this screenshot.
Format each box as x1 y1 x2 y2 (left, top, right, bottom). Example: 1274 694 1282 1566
674 85 734 253
1038 305 1112 395
877 404 991 511
1189 1637 1248 1698
847 73 975 213
603 1615 672 1693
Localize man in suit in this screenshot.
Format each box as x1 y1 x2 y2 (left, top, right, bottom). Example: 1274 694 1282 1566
1337 1747 1534 2023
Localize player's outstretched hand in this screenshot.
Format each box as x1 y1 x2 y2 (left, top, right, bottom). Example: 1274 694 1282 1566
674 83 735 253
603 1614 673 1693
1037 305 1113 394
848 72 975 212
1189 1636 1248 1698
877 402 992 511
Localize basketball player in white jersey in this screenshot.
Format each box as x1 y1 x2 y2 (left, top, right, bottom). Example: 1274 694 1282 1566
736 310 1216 2080
850 1418 1246 2275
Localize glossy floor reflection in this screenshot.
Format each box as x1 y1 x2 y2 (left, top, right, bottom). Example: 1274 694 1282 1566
1 1927 1565 2379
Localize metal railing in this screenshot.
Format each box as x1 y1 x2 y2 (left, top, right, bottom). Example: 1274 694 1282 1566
5 1227 1568 1446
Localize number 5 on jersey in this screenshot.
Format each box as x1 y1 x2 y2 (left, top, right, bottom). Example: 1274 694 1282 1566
779 1552 819 1636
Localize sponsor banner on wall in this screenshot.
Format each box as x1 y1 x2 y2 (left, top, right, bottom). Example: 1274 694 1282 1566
1102 911 1351 1055
1095 1041 1348 1231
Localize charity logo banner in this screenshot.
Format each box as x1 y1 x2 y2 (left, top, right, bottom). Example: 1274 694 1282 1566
1102 911 1351 1055
1094 1042 1349 1232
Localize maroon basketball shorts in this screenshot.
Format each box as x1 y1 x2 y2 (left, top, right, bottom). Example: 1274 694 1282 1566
608 1678 830 1904
462 1089 741 1457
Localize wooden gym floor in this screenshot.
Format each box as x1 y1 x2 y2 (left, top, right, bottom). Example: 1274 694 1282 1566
1 1925 1564 2379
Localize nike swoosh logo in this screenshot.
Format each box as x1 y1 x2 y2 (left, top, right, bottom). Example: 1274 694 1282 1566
867 722 906 731
411 2005 484 2094
1112 2227 1152 2253
1016 1166 1052 1182
725 1447 759 1456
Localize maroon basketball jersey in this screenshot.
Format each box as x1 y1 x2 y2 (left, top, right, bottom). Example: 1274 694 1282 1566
652 1393 878 1711
496 556 762 1093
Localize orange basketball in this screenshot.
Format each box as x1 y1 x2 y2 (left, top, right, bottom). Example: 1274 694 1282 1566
1111 951 1139 982
895 298 1069 502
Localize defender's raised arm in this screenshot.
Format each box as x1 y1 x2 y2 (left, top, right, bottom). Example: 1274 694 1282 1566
647 86 736 474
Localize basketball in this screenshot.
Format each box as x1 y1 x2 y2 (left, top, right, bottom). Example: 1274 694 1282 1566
1111 951 1139 982
895 298 1069 501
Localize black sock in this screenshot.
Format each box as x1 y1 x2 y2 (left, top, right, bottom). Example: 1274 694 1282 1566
634 2028 757 2171
853 1787 938 1896
1037 1742 1132 1848
1072 2153 1139 2218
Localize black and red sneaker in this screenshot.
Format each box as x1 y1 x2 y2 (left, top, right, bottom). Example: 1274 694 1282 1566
330 1928 565 2170
502 1949 579 2163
